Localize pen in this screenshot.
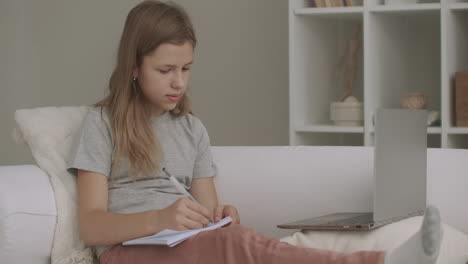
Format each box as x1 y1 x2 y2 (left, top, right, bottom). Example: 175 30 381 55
162 167 214 224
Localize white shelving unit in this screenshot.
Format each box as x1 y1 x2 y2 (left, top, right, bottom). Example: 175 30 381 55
289 0 468 148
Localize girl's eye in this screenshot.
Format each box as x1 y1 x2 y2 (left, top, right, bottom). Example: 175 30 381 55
182 68 191 72
159 69 170 74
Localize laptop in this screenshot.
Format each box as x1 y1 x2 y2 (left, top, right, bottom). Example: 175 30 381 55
277 109 428 231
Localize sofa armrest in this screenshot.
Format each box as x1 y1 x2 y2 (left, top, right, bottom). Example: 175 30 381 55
0 165 57 264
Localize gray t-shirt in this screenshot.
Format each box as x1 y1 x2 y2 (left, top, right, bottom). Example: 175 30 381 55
66 107 217 258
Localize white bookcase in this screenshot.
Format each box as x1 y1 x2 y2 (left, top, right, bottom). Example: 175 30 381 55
289 0 468 148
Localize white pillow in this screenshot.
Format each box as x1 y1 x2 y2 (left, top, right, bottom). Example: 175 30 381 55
14 106 94 264
280 216 468 264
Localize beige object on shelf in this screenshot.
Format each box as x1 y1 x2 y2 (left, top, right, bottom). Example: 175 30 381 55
336 24 361 102
401 93 427 109
330 96 363 126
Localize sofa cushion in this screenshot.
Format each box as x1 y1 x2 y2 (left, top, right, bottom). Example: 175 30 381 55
0 165 56 264
280 216 468 264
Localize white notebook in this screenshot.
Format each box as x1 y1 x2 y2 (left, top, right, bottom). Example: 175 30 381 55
122 216 232 247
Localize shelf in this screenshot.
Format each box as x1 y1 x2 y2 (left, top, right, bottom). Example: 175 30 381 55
449 3 468 11
447 127 468 134
366 10 441 112
288 0 468 148
294 7 363 19
295 125 364 133
290 10 363 127
370 3 441 14
428 127 443 134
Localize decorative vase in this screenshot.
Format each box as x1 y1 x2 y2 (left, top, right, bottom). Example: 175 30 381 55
330 96 363 126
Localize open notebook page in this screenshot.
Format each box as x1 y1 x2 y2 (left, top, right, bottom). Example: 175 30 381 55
123 216 232 247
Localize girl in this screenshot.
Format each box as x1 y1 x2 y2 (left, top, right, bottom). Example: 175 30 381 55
67 1 443 263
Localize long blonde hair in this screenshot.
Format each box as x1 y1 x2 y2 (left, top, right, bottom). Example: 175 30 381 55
95 0 196 180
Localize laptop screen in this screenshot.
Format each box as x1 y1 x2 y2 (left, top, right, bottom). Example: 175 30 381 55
373 109 427 222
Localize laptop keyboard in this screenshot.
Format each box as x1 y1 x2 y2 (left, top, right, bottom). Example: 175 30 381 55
333 213 373 225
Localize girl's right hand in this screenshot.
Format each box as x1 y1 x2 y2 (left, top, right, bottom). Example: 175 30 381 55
157 198 212 231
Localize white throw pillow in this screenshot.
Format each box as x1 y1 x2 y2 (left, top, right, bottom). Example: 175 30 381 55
14 106 94 264
280 216 468 264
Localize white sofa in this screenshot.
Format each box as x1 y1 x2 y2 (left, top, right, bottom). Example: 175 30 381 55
1 146 468 264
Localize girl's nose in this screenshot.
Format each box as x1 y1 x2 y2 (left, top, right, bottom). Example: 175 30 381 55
172 72 185 89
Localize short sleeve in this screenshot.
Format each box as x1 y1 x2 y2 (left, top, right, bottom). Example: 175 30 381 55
192 120 217 180
67 108 113 178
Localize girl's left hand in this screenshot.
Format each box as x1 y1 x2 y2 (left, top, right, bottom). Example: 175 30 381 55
214 204 240 224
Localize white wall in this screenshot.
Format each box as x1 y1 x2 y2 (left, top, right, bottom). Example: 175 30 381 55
0 0 288 165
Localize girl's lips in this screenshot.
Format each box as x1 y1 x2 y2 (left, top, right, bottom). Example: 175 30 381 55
167 95 180 102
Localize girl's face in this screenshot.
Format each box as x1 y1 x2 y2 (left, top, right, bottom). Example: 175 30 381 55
134 41 193 116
